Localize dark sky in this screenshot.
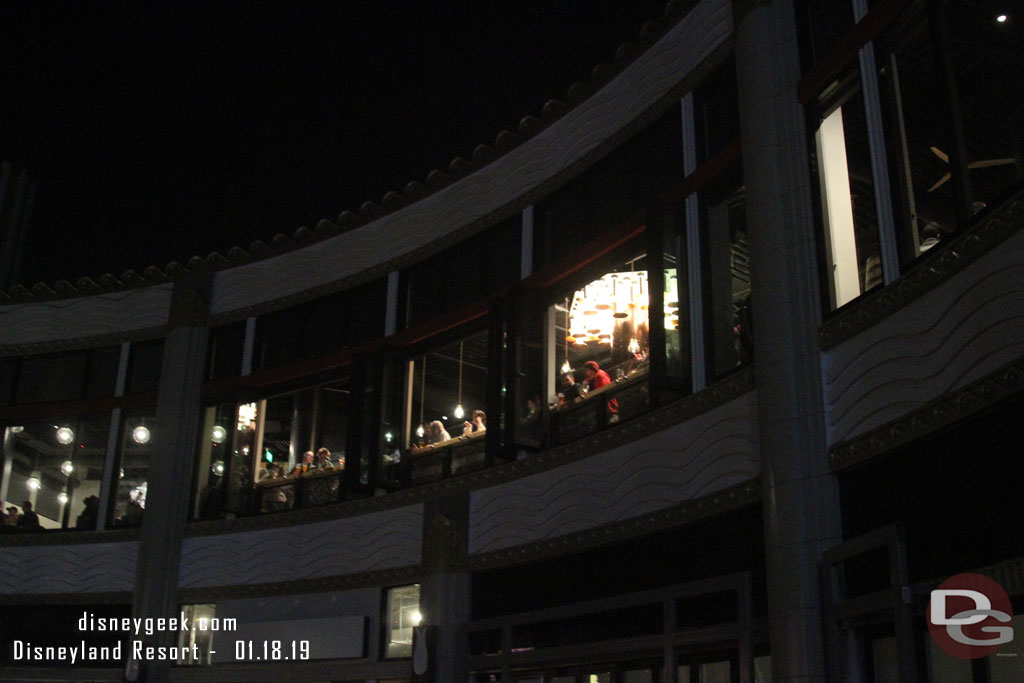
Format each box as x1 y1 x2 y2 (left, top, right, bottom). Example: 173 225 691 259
1 0 667 287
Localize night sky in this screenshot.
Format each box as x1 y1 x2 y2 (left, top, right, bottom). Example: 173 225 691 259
1 1 667 287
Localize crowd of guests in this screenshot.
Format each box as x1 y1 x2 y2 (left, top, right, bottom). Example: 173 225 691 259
421 409 487 447
256 447 345 482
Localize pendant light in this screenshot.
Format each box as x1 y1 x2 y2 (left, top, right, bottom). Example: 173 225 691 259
416 357 426 439
454 341 465 419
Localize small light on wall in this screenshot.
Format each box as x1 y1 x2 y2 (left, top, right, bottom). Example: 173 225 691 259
56 427 75 445
211 425 227 443
26 476 41 491
410 610 423 626
132 425 151 444
57 492 69 505
61 460 74 476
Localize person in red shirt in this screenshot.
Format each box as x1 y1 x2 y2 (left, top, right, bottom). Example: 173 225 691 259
583 361 612 390
583 360 619 419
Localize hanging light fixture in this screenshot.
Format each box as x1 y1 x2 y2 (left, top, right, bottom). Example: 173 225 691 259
57 492 69 505
26 474 41 491
61 460 74 476
416 357 427 439
454 341 465 419
211 425 227 443
56 426 75 445
132 425 151 444
561 297 572 375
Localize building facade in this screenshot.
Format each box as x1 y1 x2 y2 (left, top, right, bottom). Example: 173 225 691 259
1 0 1022 681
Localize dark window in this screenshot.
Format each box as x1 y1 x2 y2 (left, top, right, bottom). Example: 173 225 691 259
0 358 17 405
795 0 856 71
403 216 521 328
700 161 752 380
15 352 88 404
534 103 684 269
205 321 246 381
127 339 164 394
84 346 120 398
694 58 740 162
255 278 387 370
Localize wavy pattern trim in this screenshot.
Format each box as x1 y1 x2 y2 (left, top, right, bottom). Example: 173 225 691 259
0 284 173 347
0 542 138 594
469 393 758 554
824 229 1024 444
178 505 423 588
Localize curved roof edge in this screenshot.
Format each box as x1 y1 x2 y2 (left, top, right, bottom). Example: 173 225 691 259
1 0 693 305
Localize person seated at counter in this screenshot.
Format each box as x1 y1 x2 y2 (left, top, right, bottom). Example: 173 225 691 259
559 372 583 405
427 420 451 445
582 360 612 391
289 450 316 476
462 410 486 437
315 447 339 469
583 360 619 418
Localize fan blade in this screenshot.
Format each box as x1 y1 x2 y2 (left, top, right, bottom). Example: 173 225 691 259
967 158 1017 168
930 146 950 162
928 172 951 192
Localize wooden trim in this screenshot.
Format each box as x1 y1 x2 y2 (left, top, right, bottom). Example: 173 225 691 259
0 391 157 422
797 0 914 105
658 138 741 204
517 213 647 291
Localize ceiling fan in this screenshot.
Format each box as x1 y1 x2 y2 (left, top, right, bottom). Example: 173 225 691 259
927 146 1017 191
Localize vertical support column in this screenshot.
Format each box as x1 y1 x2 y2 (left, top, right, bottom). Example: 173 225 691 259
733 2 841 681
521 205 534 280
420 492 471 683
126 273 212 683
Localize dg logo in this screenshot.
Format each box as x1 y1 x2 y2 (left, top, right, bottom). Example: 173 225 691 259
928 573 1014 659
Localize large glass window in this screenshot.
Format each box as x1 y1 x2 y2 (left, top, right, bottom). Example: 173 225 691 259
813 76 883 308
545 246 655 444
1 416 109 531
193 402 234 520
111 410 154 527
384 584 421 659
700 162 753 380
207 375 353 517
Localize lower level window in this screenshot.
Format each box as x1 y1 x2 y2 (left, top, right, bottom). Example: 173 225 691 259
385 584 421 658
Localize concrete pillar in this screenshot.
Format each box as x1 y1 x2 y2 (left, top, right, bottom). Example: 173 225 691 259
733 2 842 680
419 492 471 682
126 274 212 682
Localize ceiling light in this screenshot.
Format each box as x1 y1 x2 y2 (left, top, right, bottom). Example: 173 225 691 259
132 425 151 444
56 427 75 445
61 460 74 476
